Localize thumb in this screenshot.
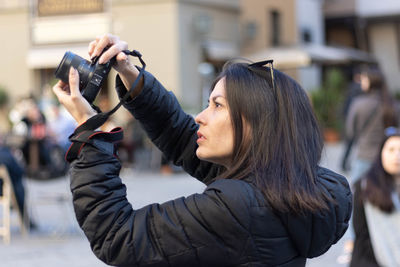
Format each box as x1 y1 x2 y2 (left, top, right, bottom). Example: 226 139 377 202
116 51 128 62
69 67 81 97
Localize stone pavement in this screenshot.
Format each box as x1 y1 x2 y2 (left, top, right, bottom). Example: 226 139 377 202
0 142 352 267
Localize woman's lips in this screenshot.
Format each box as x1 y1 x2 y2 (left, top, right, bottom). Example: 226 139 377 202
197 131 206 143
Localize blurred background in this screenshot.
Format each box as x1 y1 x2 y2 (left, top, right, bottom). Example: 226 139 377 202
0 0 399 266
2 0 398 121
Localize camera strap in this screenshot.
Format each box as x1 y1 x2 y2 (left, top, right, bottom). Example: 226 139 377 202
65 50 146 162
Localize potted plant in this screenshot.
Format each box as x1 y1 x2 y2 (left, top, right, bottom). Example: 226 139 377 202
0 86 8 109
310 68 345 142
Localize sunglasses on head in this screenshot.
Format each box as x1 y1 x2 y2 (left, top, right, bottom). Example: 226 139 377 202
248 60 275 90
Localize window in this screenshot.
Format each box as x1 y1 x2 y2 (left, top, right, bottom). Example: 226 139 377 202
302 29 312 43
270 10 281 46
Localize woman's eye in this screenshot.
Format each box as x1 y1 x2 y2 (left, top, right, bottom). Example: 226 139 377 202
215 102 221 108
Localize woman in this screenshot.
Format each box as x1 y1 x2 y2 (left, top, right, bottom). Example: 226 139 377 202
345 66 399 184
53 34 352 266
350 127 400 267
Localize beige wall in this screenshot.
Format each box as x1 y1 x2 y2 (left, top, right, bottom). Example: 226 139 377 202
112 0 239 113
0 0 239 118
111 1 179 94
240 0 300 83
178 3 208 112
240 0 297 55
103 1 180 122
0 6 31 104
178 2 239 112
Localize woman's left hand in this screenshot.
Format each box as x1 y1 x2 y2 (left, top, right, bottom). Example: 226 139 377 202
88 34 143 98
53 67 97 125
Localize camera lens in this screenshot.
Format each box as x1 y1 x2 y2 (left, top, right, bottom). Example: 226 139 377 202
54 51 95 90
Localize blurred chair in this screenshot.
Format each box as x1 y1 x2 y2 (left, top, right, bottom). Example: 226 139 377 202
25 173 78 237
0 165 27 244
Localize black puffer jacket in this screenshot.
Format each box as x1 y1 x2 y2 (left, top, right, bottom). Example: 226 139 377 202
69 71 352 267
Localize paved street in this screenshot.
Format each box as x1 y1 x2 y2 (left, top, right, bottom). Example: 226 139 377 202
0 142 352 267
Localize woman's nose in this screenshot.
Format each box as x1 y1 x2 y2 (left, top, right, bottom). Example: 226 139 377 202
195 109 206 125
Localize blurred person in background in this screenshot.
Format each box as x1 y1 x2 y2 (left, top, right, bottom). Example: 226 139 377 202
40 85 77 153
342 68 363 121
46 103 77 153
0 97 35 229
52 34 352 266
117 116 146 168
12 97 51 174
350 127 400 267
10 96 71 179
345 66 400 185
0 145 35 229
341 68 363 172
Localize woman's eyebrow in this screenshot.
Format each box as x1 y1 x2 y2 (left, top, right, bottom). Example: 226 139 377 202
210 95 225 102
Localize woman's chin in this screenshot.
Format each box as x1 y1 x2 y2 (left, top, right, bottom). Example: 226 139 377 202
196 149 214 163
196 149 206 161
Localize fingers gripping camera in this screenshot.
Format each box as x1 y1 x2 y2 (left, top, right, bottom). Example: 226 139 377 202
54 51 115 104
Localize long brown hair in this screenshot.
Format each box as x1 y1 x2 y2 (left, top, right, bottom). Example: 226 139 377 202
212 61 331 214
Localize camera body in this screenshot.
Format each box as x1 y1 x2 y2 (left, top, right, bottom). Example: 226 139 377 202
54 51 115 104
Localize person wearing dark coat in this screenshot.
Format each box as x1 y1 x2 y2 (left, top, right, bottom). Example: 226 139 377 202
53 34 352 267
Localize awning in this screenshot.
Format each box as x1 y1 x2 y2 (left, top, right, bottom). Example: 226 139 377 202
244 44 377 69
27 45 89 69
202 40 239 61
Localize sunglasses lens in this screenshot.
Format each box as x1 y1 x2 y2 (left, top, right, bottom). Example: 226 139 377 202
248 60 275 90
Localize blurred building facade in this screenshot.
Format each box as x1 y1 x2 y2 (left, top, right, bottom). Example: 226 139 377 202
324 0 400 91
1 0 397 120
0 0 240 117
240 0 325 91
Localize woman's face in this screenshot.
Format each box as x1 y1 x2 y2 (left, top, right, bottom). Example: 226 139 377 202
195 78 234 167
381 136 400 176
360 74 370 92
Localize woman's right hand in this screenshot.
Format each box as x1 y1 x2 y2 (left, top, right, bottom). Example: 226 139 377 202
53 68 97 125
88 34 143 96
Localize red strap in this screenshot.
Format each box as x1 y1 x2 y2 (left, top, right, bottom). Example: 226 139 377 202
65 127 123 162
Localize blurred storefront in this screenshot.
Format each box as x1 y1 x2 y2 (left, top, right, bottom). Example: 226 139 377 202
0 0 240 119
1 0 389 119
240 0 327 91
324 0 400 92
239 0 377 92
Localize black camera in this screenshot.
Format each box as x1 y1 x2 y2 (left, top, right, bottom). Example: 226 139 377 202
54 51 115 104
